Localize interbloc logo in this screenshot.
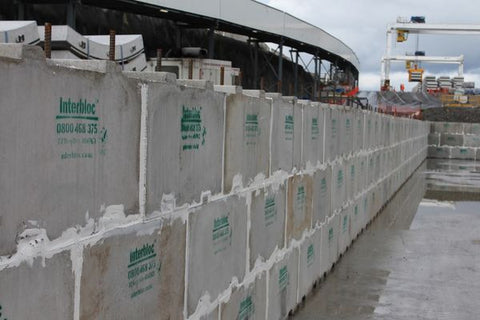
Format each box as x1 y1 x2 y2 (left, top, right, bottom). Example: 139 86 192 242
181 105 206 151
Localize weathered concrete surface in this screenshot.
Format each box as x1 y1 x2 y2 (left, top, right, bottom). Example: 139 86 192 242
249 183 286 269
292 100 303 169
220 272 267 320
187 195 248 316
270 97 294 174
80 218 186 320
267 249 299 320
440 133 464 146
294 160 480 320
312 167 332 225
0 45 140 255
0 252 74 320
143 80 225 211
286 174 313 243
302 103 323 168
224 94 271 192
298 229 322 301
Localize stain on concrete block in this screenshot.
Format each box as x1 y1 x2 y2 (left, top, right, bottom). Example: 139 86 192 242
80 218 185 320
286 175 313 243
187 195 248 316
249 183 286 269
0 251 74 319
220 272 267 320
224 94 271 192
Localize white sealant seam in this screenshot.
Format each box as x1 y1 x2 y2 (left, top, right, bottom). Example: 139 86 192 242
71 244 83 320
183 210 190 320
139 84 148 217
221 94 227 194
268 97 274 177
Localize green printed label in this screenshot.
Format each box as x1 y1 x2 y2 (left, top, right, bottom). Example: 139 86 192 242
264 196 277 227
212 214 232 254
460 148 468 154
181 105 206 151
328 227 334 242
354 205 359 216
279 265 289 290
245 113 260 145
238 296 255 320
296 185 306 212
311 117 319 140
321 177 328 195
337 169 344 188
128 241 161 299
55 97 107 160
331 119 337 138
346 118 351 135
350 165 355 180
284 115 294 141
307 244 315 267
342 215 348 233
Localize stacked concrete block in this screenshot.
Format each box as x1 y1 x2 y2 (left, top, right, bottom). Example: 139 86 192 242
312 166 332 226
292 99 303 169
286 174 313 243
320 213 340 275
187 195 248 316
80 218 186 320
297 228 322 301
345 156 356 202
302 102 323 168
141 79 225 212
270 96 295 174
338 206 351 256
220 272 267 320
0 45 140 255
441 134 464 147
267 249 299 320
450 147 476 160
331 161 346 213
249 183 286 269
353 110 364 153
224 93 271 192
0 252 74 319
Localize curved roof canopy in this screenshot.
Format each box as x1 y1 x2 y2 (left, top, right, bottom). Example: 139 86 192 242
77 0 359 75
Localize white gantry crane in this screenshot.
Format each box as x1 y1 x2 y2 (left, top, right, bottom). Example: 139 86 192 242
381 17 480 90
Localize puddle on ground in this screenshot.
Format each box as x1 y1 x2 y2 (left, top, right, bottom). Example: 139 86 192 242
294 158 480 320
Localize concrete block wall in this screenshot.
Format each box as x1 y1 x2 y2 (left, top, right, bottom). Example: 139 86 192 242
428 121 480 160
0 44 429 320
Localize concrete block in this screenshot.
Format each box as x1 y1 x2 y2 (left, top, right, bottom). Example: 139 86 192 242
428 133 440 146
450 147 476 160
350 198 362 240
144 81 225 212
427 146 450 159
343 111 353 156
298 228 322 301
320 213 340 275
338 206 351 255
199 307 219 320
80 218 186 320
270 97 294 174
0 251 74 319
187 195 248 315
224 94 271 192
0 46 140 255
220 272 267 320
249 183 286 269
463 135 480 148
365 116 373 149
293 101 303 169
286 175 313 243
312 167 332 225
345 157 356 201
267 249 299 320
354 111 364 153
466 123 480 135
332 161 346 213
440 133 463 147
302 103 323 168
434 121 464 134
326 108 340 161
356 155 367 196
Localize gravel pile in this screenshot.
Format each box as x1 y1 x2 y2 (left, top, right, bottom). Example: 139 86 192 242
423 107 480 123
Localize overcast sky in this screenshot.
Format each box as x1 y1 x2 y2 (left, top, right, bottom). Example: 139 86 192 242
259 0 480 91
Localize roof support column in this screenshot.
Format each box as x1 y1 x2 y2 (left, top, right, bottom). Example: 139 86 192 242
277 39 283 93
66 0 76 29
208 27 215 59
16 0 25 20
313 54 320 101
254 41 259 89
290 49 299 97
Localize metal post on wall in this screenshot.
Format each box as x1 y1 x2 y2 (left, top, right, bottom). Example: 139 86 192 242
290 49 299 97
254 41 259 89
277 39 283 93
313 54 319 101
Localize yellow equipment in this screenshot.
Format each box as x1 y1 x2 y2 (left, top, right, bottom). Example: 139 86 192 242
408 68 424 82
397 30 408 42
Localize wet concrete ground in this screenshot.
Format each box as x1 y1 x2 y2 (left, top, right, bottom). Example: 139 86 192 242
293 159 480 320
